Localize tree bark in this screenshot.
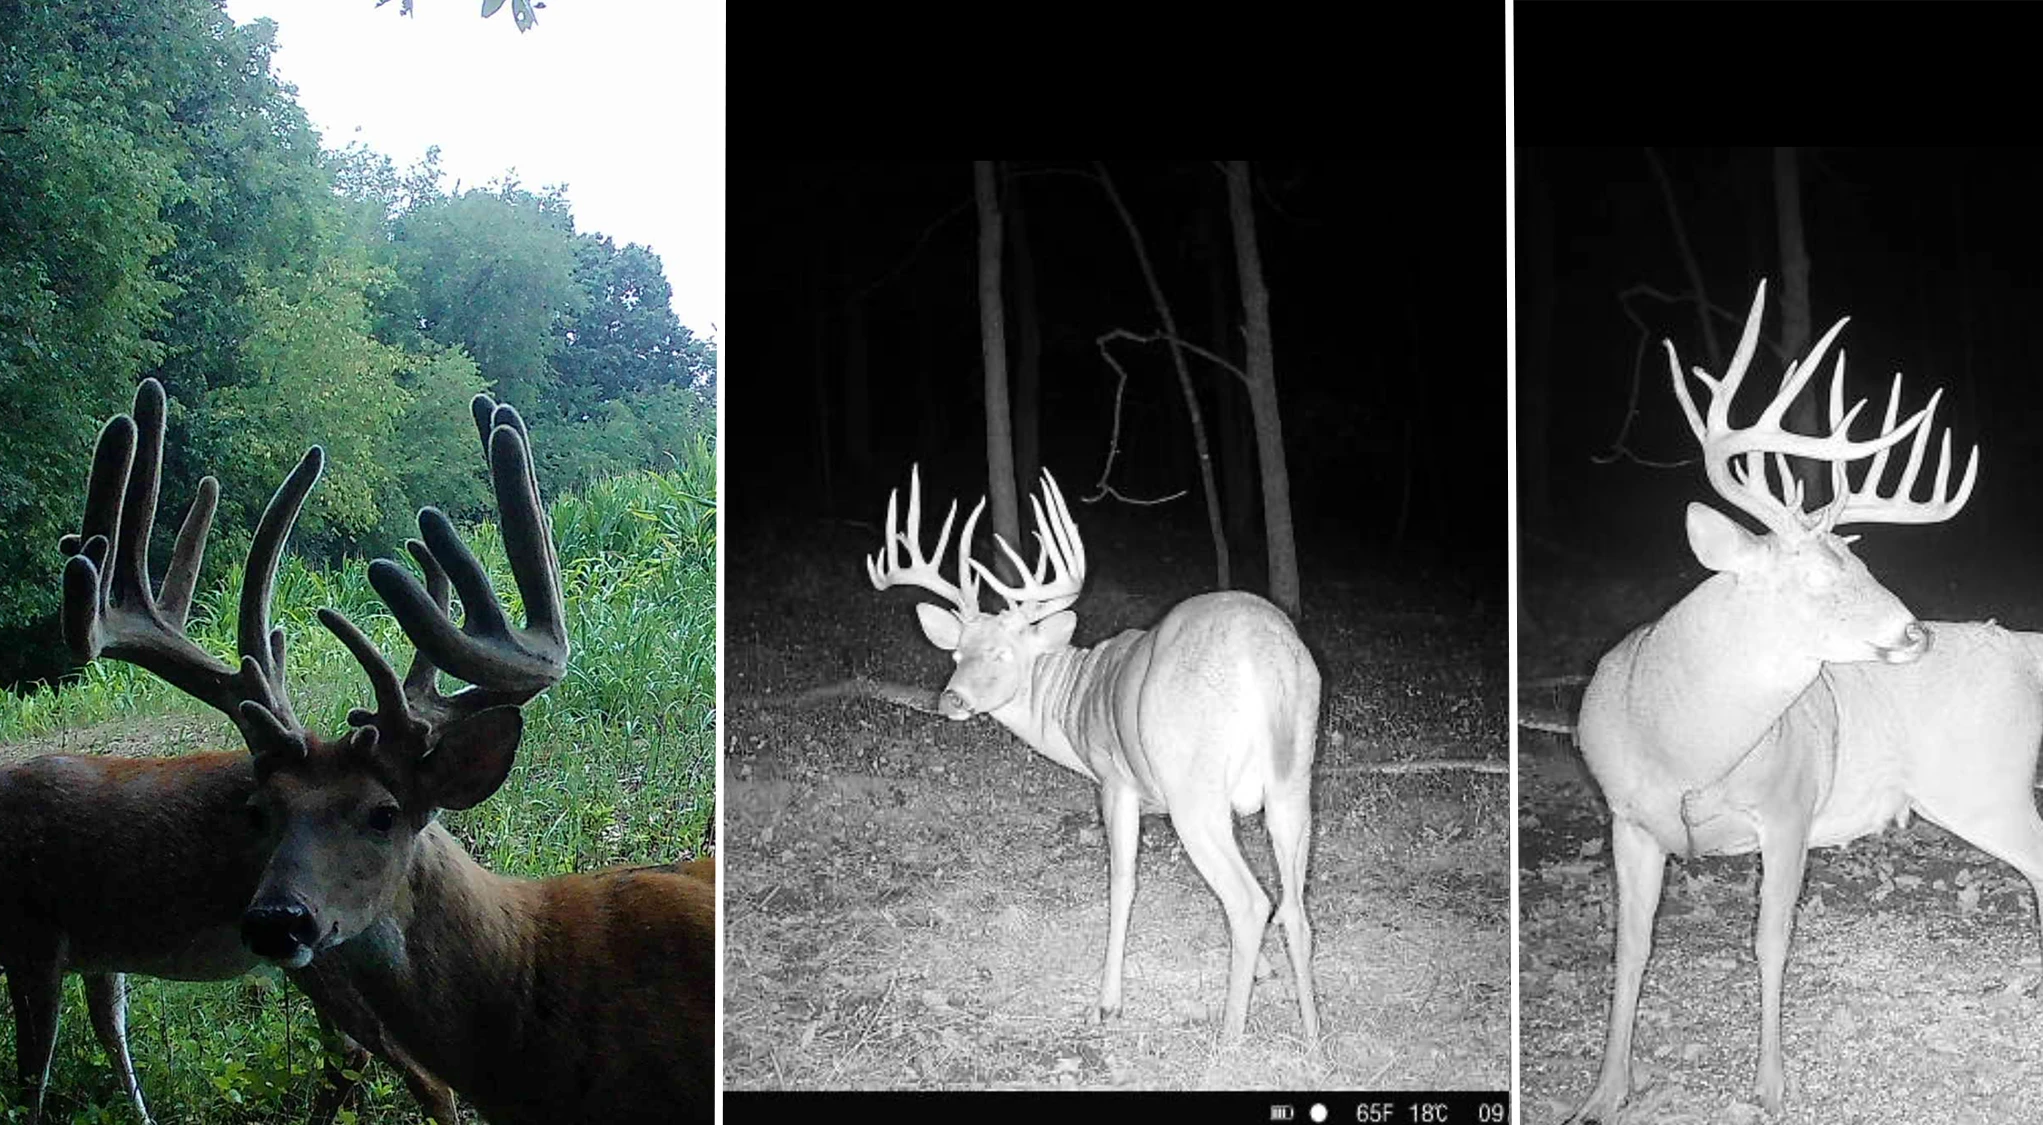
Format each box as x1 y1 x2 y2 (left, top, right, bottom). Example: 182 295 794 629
1224 160 1301 618
974 161 1022 587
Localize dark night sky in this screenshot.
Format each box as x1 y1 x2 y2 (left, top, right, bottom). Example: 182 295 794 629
1520 148 2043 605
727 159 1502 593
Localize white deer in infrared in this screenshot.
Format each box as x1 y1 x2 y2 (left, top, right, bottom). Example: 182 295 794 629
868 467 1320 1044
1570 281 2043 1120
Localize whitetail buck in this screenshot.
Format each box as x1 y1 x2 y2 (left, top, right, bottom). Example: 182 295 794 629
1568 280 2043 1120
868 467 1320 1044
3 379 452 1125
58 385 714 1122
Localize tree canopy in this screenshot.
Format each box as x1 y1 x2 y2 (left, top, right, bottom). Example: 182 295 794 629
0 0 714 686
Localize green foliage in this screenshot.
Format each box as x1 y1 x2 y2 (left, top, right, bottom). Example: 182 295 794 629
388 180 583 408
0 1 717 690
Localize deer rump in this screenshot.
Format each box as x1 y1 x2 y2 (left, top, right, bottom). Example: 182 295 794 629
1052 592 1318 812
1601 620 2043 884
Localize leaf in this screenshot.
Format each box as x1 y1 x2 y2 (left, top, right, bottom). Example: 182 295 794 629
482 0 507 16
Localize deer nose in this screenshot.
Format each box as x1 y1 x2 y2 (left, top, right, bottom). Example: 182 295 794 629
937 689 974 720
242 900 321 962
1876 621 1933 664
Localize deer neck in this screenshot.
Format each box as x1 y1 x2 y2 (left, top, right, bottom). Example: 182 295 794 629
984 629 1146 783
1625 575 1827 778
323 822 537 1102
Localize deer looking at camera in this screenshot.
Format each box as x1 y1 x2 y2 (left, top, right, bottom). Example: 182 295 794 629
868 467 1320 1044
61 386 715 1123
1569 281 2043 1121
2 379 451 1125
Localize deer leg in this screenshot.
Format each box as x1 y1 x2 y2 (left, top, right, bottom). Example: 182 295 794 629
1169 801 1270 1042
1262 775 1318 1046
1567 816 1667 1125
1094 781 1142 1023
7 943 65 1125
1908 749 2043 969
1753 817 1811 1114
301 979 460 1125
83 973 152 1125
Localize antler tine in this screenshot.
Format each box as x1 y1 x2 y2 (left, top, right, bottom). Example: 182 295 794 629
1669 279 1934 538
345 394 568 746
1823 378 1979 530
61 378 318 758
972 470 1088 620
866 464 977 615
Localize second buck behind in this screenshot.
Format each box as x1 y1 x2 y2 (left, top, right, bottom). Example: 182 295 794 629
869 468 1320 1045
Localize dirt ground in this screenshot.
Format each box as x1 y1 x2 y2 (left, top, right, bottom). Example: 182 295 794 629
722 516 1509 1091
1518 549 2043 1125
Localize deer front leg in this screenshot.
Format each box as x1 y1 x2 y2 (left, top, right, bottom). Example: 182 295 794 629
7 943 64 1125
83 973 152 1125
1568 816 1667 1124
1094 781 1142 1023
1754 818 1812 1114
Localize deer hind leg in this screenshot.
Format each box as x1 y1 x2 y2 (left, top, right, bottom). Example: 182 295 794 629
1168 800 1270 1042
1094 782 1143 1023
83 974 152 1125
1567 816 1667 1125
1913 785 2043 966
1261 773 1318 1045
6 939 65 1125
1753 814 1812 1114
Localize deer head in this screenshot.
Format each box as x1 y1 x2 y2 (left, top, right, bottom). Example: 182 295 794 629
867 467 1086 720
56 380 567 970
1668 280 1977 670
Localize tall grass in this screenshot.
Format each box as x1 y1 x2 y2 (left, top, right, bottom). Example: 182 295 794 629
0 460 715 1124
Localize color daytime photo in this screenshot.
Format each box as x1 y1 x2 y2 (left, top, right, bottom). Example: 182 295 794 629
725 160 1507 1098
1519 147 2043 1123
0 3 719 1122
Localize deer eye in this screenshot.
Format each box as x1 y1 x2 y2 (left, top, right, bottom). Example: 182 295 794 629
366 805 400 834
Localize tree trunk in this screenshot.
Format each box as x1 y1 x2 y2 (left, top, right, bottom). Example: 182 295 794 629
1005 163 1043 495
1773 146 1822 503
1517 147 1556 535
1224 160 1301 618
974 160 1022 587
1094 162 1230 590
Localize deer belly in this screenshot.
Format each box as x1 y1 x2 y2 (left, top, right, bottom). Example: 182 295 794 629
1807 774 1911 848
68 927 256 981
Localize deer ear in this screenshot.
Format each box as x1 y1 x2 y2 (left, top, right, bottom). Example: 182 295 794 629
417 706 522 811
916 603 965 650
1031 610 1077 649
1686 502 1767 574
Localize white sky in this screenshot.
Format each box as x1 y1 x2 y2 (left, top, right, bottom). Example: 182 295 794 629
222 0 724 343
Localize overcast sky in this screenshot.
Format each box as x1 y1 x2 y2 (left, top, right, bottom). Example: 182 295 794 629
222 0 723 343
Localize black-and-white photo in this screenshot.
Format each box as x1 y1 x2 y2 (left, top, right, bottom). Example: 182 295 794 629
1518 147 2043 1123
724 160 1507 1094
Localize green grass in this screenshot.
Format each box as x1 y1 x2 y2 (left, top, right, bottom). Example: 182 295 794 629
0 461 716 1124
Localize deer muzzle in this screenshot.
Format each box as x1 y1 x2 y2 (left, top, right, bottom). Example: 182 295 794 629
242 898 323 969
1874 621 1934 665
936 688 975 720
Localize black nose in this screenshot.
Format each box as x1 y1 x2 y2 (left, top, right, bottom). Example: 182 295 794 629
242 900 320 960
